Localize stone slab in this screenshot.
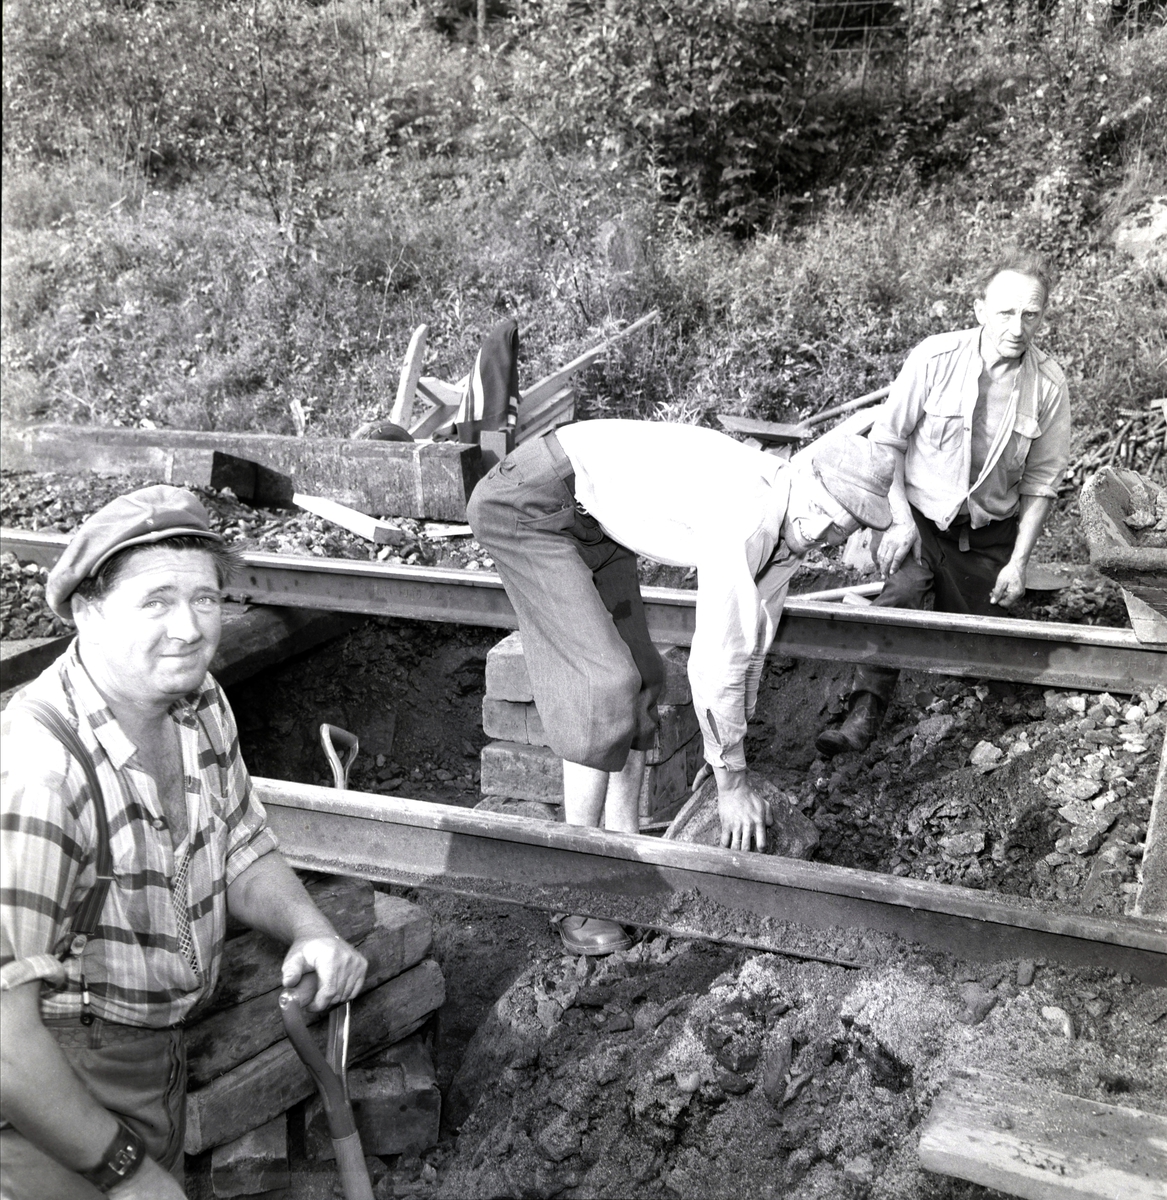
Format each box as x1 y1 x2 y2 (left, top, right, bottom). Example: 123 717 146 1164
484 631 691 705
482 696 697 764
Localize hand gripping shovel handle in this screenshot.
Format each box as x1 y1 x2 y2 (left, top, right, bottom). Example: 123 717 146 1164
279 973 374 1200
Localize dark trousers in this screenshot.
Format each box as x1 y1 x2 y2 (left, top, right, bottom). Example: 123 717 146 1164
468 432 664 772
853 506 1018 702
0 1020 186 1199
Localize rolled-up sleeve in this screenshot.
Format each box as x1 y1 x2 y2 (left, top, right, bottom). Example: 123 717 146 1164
689 524 782 772
0 712 84 992
1020 373 1071 499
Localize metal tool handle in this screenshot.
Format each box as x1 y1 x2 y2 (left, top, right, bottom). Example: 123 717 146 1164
320 724 360 791
278 974 356 1140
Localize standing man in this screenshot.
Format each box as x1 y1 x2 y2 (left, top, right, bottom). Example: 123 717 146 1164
816 253 1071 757
1 487 368 1199
469 420 895 955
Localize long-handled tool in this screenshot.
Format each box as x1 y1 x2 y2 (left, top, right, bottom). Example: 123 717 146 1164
320 723 360 791
276 724 373 1199
279 973 373 1200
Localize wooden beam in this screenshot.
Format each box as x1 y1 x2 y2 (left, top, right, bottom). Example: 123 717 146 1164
389 324 429 430
919 1070 1167 1199
1135 735 1167 918
293 493 401 545
184 958 445 1153
186 896 434 1088
520 310 660 411
0 425 484 521
804 385 890 428
717 414 811 443
516 386 575 444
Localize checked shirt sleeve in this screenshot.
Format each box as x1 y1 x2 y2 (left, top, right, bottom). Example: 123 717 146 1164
0 708 86 992
201 682 278 886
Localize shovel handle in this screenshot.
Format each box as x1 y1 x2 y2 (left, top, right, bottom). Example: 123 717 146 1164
320 724 360 791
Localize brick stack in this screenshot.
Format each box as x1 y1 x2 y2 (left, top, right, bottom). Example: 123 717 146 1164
184 876 445 1198
478 632 705 828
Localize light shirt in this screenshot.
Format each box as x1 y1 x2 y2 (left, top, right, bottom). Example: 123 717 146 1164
870 327 1071 529
555 420 803 771
1 643 277 1027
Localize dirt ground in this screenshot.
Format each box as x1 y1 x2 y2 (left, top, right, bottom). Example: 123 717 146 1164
4 470 1166 1199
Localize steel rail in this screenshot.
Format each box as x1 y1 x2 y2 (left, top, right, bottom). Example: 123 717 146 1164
3 526 1163 691
255 780 1167 983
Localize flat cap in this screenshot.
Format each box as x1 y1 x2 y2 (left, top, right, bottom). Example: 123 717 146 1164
46 485 224 619
807 433 896 532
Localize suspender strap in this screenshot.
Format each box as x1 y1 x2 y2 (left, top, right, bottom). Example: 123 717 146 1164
21 699 113 955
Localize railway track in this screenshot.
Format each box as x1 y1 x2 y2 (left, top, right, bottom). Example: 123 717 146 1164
3 527 1164 691
256 780 1167 984
5 524 1166 976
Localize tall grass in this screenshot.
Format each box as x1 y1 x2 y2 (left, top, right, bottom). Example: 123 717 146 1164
2 7 1164 452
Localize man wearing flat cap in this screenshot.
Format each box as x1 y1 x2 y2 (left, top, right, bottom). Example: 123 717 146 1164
469 418 895 955
0 486 367 1198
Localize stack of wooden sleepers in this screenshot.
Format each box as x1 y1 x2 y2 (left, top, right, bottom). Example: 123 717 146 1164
477 633 704 828
185 874 444 1197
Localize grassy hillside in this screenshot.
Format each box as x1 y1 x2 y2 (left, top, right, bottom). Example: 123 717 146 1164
2 1 1164 478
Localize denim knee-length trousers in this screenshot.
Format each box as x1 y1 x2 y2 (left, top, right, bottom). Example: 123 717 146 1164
468 432 664 773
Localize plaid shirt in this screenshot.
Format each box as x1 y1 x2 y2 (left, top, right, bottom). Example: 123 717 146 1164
0 642 277 1027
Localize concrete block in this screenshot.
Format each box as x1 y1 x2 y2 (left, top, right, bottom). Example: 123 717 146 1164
485 632 532 702
211 1115 288 1198
482 697 540 743
480 741 563 802
475 795 562 822
306 1035 440 1160
485 633 692 706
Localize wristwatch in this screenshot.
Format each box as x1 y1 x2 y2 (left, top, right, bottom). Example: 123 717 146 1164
79 1120 146 1193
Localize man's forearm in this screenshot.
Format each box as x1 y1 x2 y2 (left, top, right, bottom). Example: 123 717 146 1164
0 982 118 1172
1009 495 1053 566
226 850 337 945
886 450 912 523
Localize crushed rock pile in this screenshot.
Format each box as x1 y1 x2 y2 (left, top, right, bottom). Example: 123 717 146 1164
435 932 1167 1200
794 680 1165 917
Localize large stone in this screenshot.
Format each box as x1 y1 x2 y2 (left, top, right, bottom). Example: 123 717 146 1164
305 1035 440 1160
480 741 563 802
484 633 691 706
666 771 819 859
482 696 697 765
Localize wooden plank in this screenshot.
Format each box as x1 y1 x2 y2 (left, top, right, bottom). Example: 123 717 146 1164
210 1115 289 1198
804 385 890 428
717 414 812 443
416 376 463 408
0 636 72 691
184 958 445 1153
409 401 459 440
187 894 434 1087
0 425 484 522
516 386 575 444
389 324 429 430
1135 734 1167 919
293 493 400 545
207 876 377 1014
520 310 659 411
918 1070 1167 1199
0 607 358 695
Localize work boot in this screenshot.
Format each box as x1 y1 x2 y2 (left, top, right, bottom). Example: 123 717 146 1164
815 692 886 758
556 914 633 956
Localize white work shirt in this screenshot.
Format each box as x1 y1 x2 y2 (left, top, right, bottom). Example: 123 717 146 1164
555 420 802 772
870 327 1071 530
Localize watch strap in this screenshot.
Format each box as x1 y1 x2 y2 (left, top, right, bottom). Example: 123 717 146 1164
79 1119 146 1193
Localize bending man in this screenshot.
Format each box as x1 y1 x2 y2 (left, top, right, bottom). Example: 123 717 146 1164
470 419 894 955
